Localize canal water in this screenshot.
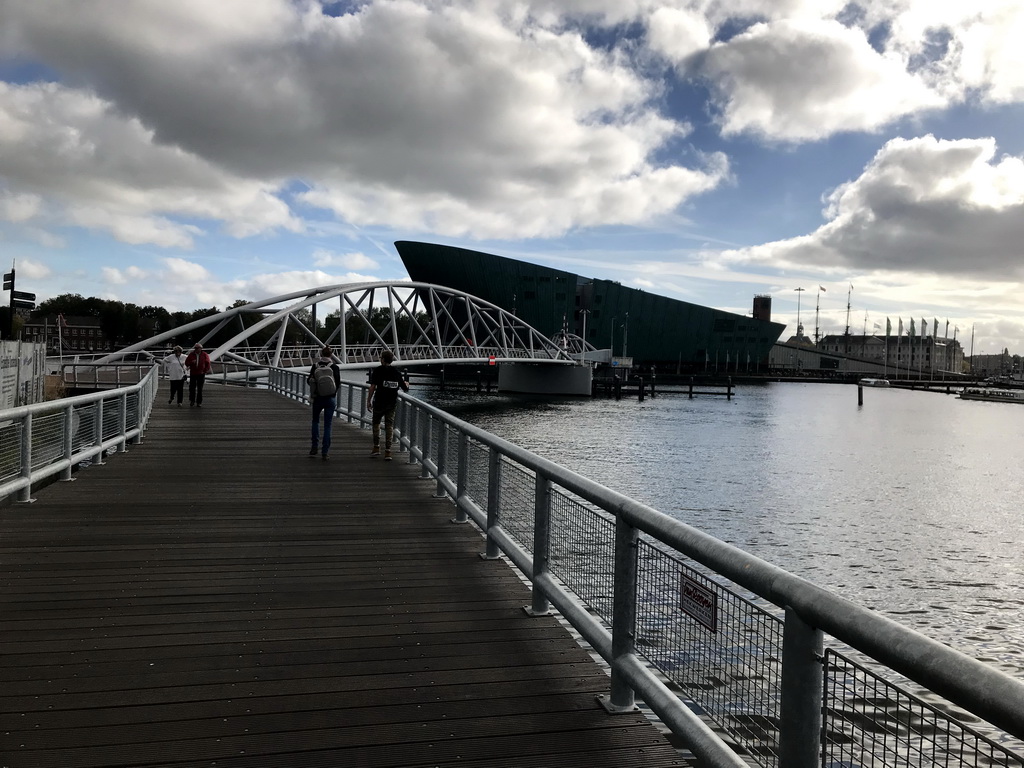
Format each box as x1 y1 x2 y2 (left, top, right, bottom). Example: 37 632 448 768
418 381 1024 681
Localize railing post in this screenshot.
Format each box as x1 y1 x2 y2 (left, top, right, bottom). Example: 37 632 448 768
118 391 128 452
93 399 105 465
420 412 432 479
454 432 469 523
407 406 419 465
347 386 354 424
433 422 448 498
524 474 552 616
600 513 640 712
400 400 410 454
778 606 824 768
17 413 34 502
481 448 502 560
61 403 75 482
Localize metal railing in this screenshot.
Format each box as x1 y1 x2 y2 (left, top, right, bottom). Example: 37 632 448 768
0 365 160 503
266 367 1024 766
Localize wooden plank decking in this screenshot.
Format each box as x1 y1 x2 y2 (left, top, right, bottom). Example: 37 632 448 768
0 384 685 767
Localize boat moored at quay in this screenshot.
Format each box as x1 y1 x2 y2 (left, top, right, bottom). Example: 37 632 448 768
959 386 1024 403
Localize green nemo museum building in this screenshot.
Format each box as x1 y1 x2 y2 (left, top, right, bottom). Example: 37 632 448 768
396 241 786 372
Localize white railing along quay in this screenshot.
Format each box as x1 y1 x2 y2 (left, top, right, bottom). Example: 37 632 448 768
0 365 159 503
267 366 1024 768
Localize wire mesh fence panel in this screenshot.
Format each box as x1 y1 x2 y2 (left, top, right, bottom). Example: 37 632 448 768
72 403 98 457
824 649 1024 768
465 438 490 512
635 539 785 768
101 397 122 442
548 490 616 623
29 411 66 471
126 391 140 430
426 414 444 467
496 457 536 552
434 420 453 487
0 422 21 483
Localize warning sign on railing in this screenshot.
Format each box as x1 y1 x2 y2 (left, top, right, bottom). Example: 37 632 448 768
680 574 718 632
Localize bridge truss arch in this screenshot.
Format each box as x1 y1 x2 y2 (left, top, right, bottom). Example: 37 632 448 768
97 281 576 371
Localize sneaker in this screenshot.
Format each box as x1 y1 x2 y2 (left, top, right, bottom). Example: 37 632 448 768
369 448 380 458
308 447 317 457
384 451 392 461
322 453 329 461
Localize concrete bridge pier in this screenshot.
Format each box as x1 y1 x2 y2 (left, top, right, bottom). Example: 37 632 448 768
498 363 593 395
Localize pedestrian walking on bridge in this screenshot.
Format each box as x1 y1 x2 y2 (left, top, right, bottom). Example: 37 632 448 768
162 345 188 406
308 346 341 460
367 349 409 461
185 343 212 407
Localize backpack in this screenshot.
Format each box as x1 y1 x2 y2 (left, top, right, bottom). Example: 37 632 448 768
312 363 337 396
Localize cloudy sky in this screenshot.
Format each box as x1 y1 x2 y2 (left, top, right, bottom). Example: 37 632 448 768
2 0 1024 356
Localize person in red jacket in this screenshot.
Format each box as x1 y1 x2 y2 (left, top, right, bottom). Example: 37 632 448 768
185 342 213 407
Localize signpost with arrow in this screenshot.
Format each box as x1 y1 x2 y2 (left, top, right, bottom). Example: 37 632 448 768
4 267 36 339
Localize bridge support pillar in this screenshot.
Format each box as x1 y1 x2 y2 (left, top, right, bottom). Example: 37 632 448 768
497 364 592 396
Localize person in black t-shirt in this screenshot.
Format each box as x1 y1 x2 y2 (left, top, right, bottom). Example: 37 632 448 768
366 349 409 460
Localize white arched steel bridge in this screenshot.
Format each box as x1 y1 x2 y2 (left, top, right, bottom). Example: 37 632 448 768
93 281 595 374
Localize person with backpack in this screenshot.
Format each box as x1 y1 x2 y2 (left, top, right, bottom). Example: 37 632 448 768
307 345 341 460
366 349 409 460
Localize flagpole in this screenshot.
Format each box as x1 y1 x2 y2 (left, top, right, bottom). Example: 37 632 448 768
794 287 805 341
815 285 825 345
897 319 905 382
970 324 975 376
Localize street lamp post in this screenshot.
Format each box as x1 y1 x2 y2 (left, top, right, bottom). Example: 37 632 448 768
580 309 589 363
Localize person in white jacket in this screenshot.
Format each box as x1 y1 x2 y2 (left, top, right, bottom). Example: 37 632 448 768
162 345 188 406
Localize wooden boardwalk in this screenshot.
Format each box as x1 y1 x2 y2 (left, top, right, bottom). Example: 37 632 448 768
0 384 685 767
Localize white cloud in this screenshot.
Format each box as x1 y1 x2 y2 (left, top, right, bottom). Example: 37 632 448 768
0 82 301 247
161 257 215 283
102 265 149 285
221 271 378 303
14 257 50 279
311 248 379 271
646 7 713 63
0 191 42 222
0 1 724 241
710 134 1024 278
102 267 127 285
699 18 945 141
868 0 1024 104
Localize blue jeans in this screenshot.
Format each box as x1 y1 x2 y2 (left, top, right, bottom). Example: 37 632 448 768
311 395 336 455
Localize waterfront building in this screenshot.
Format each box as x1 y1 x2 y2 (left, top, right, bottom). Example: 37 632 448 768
21 315 111 353
969 351 1019 377
819 333 965 376
395 241 786 371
